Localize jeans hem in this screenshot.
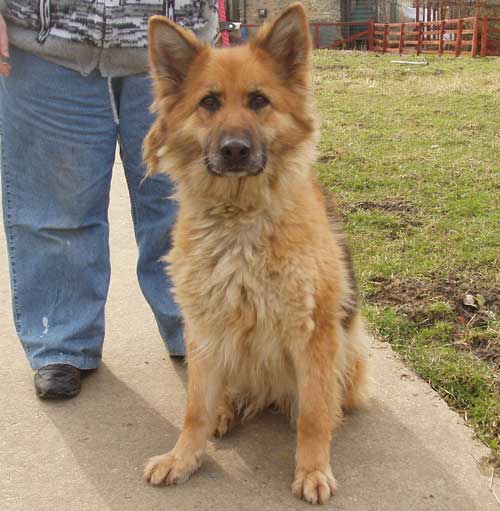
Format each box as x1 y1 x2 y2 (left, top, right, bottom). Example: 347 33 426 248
30 354 102 371
160 338 185 357
165 348 185 357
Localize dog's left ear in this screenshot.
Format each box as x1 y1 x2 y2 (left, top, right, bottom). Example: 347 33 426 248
148 15 204 91
253 3 312 85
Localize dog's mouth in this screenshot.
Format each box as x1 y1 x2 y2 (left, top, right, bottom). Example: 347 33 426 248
204 153 267 178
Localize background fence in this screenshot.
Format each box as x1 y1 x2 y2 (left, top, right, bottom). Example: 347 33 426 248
240 22 369 49
370 17 478 56
480 16 500 55
239 16 500 56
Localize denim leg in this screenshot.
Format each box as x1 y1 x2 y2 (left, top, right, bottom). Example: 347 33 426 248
0 48 118 370
115 74 184 356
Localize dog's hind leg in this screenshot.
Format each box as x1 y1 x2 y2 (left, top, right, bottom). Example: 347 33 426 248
342 314 369 413
144 347 223 486
213 393 236 438
342 354 368 412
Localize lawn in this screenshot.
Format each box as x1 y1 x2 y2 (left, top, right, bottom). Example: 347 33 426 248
313 51 500 460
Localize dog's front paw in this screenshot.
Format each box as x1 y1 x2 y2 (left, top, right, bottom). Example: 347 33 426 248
144 451 202 486
292 467 337 505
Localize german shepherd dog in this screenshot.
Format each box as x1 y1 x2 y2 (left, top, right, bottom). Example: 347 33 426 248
143 4 369 504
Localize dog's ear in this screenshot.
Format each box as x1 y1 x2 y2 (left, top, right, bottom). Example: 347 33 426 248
253 3 311 85
148 16 204 90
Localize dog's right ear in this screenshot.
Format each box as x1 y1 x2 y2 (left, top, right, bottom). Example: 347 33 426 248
148 16 204 90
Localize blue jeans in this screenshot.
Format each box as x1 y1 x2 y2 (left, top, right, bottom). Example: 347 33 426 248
0 48 184 370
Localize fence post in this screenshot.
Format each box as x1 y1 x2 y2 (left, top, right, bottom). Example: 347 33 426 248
368 20 374 51
471 16 479 56
438 20 444 55
455 18 463 57
417 22 423 55
399 23 405 54
314 24 320 49
480 16 488 57
383 23 388 53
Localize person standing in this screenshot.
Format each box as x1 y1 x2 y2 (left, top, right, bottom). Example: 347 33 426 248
0 0 218 399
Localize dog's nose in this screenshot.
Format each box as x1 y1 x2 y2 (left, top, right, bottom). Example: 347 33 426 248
220 138 251 166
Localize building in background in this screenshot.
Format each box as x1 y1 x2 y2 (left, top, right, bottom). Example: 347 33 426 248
219 0 500 48
226 0 500 24
227 0 340 24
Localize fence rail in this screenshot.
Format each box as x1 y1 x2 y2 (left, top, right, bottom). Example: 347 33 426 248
480 17 500 56
369 17 478 56
239 16 499 57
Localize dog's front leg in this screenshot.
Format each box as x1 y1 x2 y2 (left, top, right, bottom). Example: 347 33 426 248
144 351 222 486
291 328 342 505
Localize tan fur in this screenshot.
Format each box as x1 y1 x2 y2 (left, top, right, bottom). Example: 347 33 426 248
143 4 369 505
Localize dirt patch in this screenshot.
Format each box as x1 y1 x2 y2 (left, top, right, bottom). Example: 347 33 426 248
459 122 481 132
367 274 500 369
318 149 342 163
465 335 500 367
315 64 349 71
346 199 422 229
347 199 415 214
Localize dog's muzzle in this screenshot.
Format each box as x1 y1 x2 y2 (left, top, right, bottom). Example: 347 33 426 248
205 134 266 177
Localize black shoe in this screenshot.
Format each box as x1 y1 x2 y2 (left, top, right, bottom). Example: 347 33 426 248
34 364 81 400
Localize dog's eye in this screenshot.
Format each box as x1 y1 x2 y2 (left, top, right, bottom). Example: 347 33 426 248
200 95 221 112
249 94 270 111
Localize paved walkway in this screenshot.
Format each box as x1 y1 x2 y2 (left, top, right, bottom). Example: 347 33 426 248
1 159 498 510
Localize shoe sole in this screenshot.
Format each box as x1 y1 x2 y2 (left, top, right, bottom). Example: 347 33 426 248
36 387 81 400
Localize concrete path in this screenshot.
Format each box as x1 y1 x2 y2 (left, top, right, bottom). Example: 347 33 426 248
1 159 498 511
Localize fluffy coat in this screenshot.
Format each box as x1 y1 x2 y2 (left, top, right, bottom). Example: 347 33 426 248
143 4 369 505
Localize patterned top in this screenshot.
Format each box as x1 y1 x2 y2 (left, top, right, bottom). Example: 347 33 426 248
4 0 218 48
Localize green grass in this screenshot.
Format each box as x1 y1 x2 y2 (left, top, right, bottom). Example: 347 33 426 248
313 51 500 460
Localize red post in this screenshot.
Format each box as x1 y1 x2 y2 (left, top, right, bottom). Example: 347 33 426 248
368 20 374 51
383 24 388 53
217 0 230 47
416 0 420 22
417 22 423 55
399 23 404 54
472 16 479 57
455 18 463 57
314 24 320 49
480 16 488 57
438 20 445 55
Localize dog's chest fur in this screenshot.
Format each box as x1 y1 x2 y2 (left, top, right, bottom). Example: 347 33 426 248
170 203 319 410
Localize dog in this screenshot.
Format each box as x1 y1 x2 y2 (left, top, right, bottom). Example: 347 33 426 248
143 3 369 505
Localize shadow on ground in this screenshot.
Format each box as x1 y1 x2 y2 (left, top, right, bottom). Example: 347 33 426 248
41 363 477 511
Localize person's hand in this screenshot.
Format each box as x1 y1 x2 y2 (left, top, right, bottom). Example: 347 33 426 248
0 15 11 77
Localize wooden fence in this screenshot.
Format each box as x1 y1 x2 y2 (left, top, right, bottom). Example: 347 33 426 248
368 16 500 56
310 21 370 49
480 17 500 56
240 22 370 49
240 16 499 57
369 17 478 56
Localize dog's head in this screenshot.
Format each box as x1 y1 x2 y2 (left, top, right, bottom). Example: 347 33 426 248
145 3 316 196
